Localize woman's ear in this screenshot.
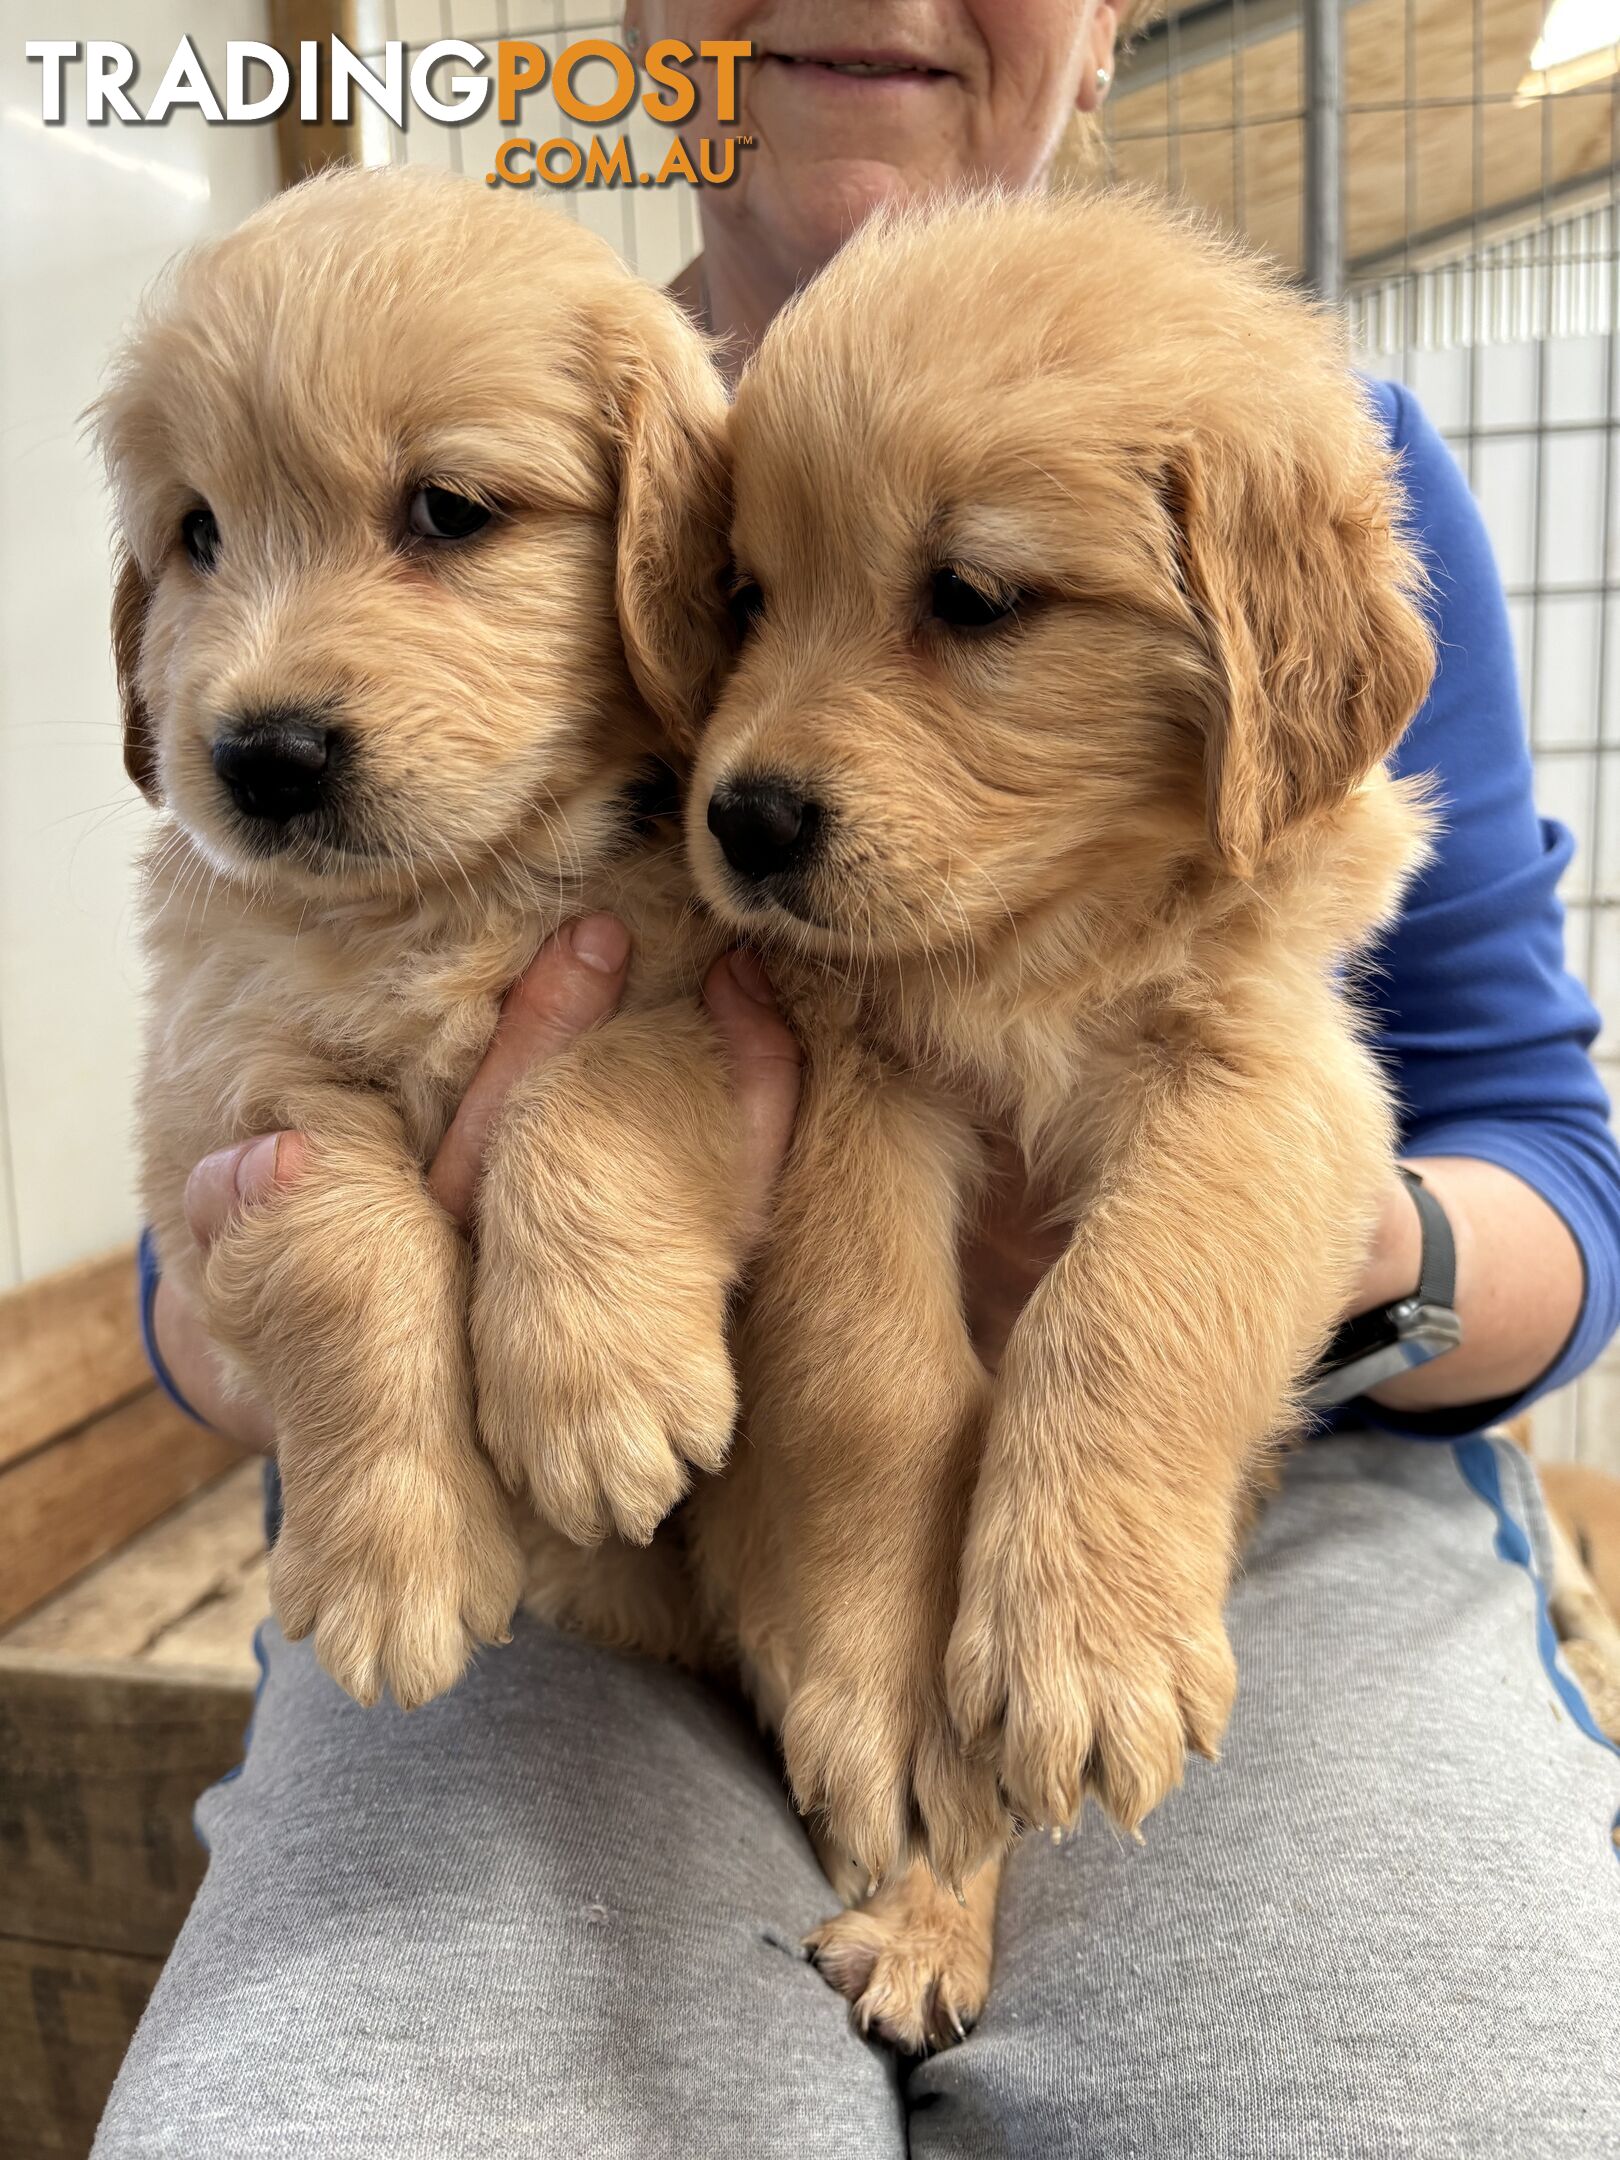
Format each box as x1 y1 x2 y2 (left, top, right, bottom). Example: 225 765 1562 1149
608 295 732 756
112 548 160 801
1076 2 1120 112
1165 430 1435 878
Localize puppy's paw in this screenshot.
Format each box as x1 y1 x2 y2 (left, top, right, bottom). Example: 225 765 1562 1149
271 1452 522 1710
945 1535 1236 1835
783 1664 1008 1891
474 1263 736 1546
807 1867 994 2054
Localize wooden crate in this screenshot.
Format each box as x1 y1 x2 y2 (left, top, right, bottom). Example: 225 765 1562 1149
0 1249 266 2160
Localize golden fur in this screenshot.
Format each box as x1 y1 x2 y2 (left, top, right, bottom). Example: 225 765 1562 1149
100 166 748 1709
670 189 1438 2041
107 173 1442 2056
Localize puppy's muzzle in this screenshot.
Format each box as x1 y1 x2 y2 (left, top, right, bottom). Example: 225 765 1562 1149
706 776 824 887
213 708 340 828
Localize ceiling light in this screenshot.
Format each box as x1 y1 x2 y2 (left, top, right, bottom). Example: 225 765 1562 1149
1518 0 1620 100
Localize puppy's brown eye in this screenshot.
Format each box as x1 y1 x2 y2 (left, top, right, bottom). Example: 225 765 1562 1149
729 580 765 638
930 568 1016 630
408 485 493 542
182 505 219 572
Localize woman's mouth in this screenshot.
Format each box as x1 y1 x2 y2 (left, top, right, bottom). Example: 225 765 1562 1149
762 49 953 89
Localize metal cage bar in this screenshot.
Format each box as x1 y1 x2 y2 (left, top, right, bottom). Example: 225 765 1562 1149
1304 0 1346 295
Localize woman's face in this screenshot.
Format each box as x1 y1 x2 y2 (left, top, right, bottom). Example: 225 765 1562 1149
627 2 1118 278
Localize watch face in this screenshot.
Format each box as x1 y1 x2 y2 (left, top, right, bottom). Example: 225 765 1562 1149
1304 1302 1462 1410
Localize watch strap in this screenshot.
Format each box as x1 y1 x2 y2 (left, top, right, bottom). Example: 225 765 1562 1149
1401 1166 1456 1312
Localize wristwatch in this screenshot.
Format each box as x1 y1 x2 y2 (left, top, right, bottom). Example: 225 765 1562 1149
1305 1168 1463 1409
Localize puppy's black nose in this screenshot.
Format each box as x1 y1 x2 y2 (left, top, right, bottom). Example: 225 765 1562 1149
706 778 823 883
212 710 335 824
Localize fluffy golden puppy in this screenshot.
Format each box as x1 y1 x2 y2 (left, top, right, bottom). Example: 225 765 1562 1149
677 190 1438 2046
98 167 744 1709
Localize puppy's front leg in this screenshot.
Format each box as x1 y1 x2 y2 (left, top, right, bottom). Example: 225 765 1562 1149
742 1037 1005 1889
202 1087 521 1708
471 1003 750 1546
946 1036 1393 1835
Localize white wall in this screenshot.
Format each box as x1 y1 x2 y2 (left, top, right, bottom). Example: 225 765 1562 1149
0 6 281 1285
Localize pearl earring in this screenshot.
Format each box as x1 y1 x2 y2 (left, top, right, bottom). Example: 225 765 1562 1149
1095 64 1112 96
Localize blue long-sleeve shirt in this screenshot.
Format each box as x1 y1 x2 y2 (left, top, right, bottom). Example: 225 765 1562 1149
1360 377 1620 1431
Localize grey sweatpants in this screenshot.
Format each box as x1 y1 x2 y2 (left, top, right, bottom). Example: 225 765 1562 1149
95 1435 1620 2159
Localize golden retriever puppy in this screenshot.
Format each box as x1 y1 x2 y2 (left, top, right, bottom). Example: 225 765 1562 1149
98 166 744 1710
674 190 1438 2047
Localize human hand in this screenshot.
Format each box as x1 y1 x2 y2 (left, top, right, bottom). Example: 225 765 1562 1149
959 1134 1070 1376
149 919 802 1449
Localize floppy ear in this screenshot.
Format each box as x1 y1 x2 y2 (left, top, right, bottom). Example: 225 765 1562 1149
112 547 160 802
608 303 732 755
1167 432 1435 878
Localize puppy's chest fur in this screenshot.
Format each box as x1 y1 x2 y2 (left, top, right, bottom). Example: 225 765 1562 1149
775 785 1426 1205
138 823 719 1271
777 923 1375 1216
900 997 1166 1197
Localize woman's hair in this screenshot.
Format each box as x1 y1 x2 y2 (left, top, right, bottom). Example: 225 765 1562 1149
1051 0 1167 191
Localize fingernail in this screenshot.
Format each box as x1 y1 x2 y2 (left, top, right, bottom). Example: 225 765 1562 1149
726 947 777 1007
568 912 631 975
234 1133 282 1203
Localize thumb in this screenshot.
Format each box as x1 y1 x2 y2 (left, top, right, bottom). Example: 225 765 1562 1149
183 1131 309 1252
703 949 803 1238
427 913 632 1226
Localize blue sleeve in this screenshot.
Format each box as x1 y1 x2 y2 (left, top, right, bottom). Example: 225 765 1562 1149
1358 378 1620 1430
137 1225 212 1427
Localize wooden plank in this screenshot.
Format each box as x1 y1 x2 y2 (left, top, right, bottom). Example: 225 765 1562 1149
0 1936 162 2160
0 1398 241 1632
144 1555 269 1677
0 1246 147 1473
0 1651 252 1960
3 1463 265 1669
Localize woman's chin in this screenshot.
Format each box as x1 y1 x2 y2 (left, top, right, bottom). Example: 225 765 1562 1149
746 155 962 261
